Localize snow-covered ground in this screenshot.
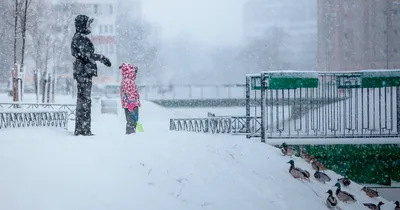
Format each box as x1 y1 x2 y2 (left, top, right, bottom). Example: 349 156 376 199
0 94 398 210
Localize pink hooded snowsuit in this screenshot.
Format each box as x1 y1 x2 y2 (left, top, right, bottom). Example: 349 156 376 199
120 63 141 109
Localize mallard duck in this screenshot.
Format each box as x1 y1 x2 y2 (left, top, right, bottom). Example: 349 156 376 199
326 190 338 209
314 166 331 184
281 142 298 157
287 160 310 181
395 201 400 210
310 157 327 171
333 183 356 203
337 172 351 187
299 146 314 163
361 186 379 198
363 201 384 210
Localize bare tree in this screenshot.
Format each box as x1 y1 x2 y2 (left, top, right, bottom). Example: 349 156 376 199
0 0 37 101
25 0 82 102
0 2 15 85
20 0 29 76
13 0 18 67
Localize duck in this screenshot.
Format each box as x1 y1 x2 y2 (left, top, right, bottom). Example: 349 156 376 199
395 201 400 210
337 172 351 187
363 201 384 210
333 183 356 203
310 157 328 171
287 160 310 181
299 146 314 163
281 142 298 157
361 186 379 198
326 189 338 209
314 166 331 184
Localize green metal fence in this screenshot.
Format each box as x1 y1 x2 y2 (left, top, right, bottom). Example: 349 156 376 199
245 70 400 142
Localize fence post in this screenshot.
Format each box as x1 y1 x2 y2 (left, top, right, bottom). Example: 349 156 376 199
260 73 266 143
205 119 209 133
170 119 174 130
245 76 251 138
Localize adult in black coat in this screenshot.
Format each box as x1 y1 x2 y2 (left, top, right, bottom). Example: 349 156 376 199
71 14 111 136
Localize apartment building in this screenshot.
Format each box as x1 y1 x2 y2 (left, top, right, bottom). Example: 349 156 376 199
317 0 400 71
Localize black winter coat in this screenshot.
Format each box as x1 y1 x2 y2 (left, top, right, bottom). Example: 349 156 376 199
71 15 102 78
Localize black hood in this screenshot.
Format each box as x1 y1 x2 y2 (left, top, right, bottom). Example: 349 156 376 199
75 14 92 35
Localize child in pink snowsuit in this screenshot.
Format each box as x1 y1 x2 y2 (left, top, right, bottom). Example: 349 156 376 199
120 63 141 134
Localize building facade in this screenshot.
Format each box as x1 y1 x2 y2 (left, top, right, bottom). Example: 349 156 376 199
317 0 400 71
243 0 317 70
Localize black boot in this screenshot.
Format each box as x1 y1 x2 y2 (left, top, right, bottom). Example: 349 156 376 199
82 131 95 136
126 126 135 135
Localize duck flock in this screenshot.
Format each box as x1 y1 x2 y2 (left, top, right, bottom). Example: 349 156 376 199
280 142 400 210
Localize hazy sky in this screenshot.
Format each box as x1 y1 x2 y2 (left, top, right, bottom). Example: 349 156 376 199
142 0 246 46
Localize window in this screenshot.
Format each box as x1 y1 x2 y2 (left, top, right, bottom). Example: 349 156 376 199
99 25 103 34
94 4 98 14
110 25 113 33
104 25 108 33
109 5 113 14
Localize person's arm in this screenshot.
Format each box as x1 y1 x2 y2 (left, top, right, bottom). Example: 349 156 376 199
78 38 102 62
73 35 110 66
133 84 140 101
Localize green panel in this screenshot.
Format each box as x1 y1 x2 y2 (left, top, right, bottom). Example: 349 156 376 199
361 77 400 88
268 72 319 89
277 144 400 185
269 78 319 89
361 71 400 88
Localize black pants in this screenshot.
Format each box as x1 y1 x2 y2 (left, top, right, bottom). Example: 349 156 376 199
124 107 139 134
74 76 92 135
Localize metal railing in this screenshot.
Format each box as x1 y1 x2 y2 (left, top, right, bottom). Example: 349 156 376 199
0 111 68 129
168 70 400 141
258 70 400 141
0 103 76 119
170 116 262 136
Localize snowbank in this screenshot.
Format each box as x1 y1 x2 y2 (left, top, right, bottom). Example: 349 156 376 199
0 100 396 210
